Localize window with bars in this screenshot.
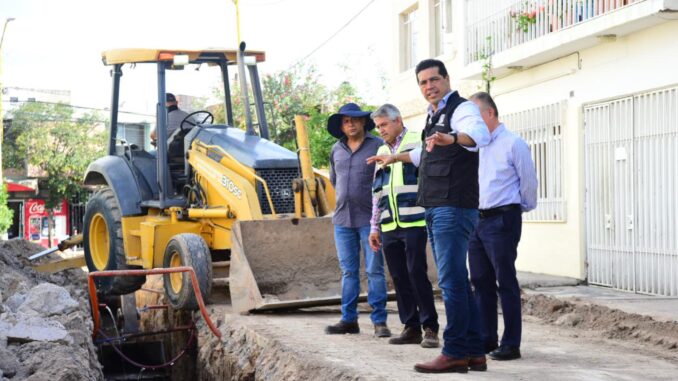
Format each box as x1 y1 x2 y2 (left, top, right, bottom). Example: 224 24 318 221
400 7 419 71
117 123 147 149
503 101 566 221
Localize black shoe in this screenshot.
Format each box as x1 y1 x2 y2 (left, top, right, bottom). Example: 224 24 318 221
489 345 521 360
325 320 359 334
374 323 392 338
388 326 422 344
484 341 499 354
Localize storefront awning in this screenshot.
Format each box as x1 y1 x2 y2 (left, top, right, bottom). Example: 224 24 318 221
6 182 36 192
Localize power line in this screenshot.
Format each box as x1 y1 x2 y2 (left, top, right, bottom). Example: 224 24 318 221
1 99 155 117
287 0 377 70
4 115 109 124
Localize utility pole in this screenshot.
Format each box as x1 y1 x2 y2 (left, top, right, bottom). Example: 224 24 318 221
233 0 242 44
0 17 16 186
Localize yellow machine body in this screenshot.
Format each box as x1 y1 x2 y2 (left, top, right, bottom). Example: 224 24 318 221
83 47 358 313
114 117 341 312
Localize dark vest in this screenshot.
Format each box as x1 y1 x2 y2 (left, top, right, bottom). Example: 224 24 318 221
417 91 480 209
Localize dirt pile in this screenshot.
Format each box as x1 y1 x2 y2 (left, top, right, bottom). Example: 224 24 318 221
0 240 103 381
523 294 678 353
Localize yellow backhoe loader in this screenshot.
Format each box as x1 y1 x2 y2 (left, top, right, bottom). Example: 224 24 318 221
82 43 347 313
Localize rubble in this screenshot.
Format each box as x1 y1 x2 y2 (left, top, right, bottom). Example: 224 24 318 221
0 239 103 380
17 283 79 317
6 314 71 344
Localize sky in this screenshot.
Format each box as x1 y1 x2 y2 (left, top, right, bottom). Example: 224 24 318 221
0 0 392 116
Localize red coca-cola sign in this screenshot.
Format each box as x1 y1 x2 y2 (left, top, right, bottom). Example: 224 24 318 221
28 202 45 215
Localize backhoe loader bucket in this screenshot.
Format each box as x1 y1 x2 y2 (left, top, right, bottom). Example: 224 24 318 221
229 216 344 313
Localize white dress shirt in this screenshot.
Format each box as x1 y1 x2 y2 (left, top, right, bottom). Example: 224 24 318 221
478 123 538 212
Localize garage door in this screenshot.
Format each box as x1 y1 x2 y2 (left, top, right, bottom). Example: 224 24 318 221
585 87 678 296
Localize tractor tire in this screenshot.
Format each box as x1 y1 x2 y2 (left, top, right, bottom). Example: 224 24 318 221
162 233 213 310
83 188 146 295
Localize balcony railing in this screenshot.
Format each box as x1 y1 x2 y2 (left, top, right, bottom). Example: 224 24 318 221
465 0 644 65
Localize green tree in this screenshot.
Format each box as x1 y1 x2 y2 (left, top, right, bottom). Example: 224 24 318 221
213 64 327 148
261 65 327 149
0 184 13 234
304 108 336 168
213 64 370 168
7 102 107 243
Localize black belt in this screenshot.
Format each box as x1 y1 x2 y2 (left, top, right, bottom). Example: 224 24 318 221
478 204 521 218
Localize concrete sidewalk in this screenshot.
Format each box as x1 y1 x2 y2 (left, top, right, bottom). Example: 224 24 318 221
517 271 678 323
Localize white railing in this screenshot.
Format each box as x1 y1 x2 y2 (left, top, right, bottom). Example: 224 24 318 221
465 0 644 64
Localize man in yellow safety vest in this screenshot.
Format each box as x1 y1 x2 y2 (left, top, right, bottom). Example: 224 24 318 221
368 104 439 348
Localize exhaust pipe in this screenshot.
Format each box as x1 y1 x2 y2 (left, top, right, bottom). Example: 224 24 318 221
237 41 255 136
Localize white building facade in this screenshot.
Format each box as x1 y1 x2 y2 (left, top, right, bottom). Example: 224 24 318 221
389 0 678 296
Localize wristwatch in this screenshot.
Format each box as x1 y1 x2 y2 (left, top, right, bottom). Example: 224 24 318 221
448 131 458 144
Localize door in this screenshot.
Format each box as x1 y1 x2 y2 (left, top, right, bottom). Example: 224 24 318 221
585 87 678 296
633 88 678 295
585 97 635 292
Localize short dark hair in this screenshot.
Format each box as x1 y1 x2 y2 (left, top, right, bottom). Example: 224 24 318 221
470 91 499 117
415 59 448 82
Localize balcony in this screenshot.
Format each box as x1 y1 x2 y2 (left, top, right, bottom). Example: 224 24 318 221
462 0 678 79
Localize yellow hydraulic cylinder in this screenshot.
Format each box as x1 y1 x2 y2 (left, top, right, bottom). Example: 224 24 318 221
187 208 230 219
294 115 318 216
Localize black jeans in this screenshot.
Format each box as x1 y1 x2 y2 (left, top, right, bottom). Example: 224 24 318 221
382 226 439 332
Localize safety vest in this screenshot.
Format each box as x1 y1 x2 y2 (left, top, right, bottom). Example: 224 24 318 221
372 131 426 232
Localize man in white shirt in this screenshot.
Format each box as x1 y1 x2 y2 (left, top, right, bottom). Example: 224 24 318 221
368 59 491 373
468 92 538 361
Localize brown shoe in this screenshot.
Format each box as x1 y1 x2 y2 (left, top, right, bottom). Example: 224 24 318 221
414 354 469 373
420 328 439 348
325 320 359 334
388 326 422 344
468 355 487 371
374 323 391 338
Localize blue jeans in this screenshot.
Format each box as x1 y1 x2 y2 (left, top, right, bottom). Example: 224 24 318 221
334 225 388 324
425 206 483 358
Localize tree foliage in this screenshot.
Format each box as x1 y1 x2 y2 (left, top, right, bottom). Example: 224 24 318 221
0 185 13 234
6 102 107 209
213 64 371 168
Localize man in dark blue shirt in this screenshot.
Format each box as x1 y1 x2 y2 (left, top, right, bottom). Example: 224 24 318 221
325 103 390 338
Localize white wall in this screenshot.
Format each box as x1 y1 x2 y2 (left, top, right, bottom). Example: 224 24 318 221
492 21 678 279
388 3 678 279
388 0 481 128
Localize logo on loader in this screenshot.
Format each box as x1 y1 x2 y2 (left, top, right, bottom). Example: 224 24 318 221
221 175 243 199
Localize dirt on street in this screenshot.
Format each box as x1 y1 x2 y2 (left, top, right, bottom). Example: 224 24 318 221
195 295 678 381
523 293 678 353
3 238 677 381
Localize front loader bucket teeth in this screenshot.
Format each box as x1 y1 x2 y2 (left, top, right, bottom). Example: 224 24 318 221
230 216 345 313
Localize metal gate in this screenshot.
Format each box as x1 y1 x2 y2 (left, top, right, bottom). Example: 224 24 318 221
585 87 678 296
